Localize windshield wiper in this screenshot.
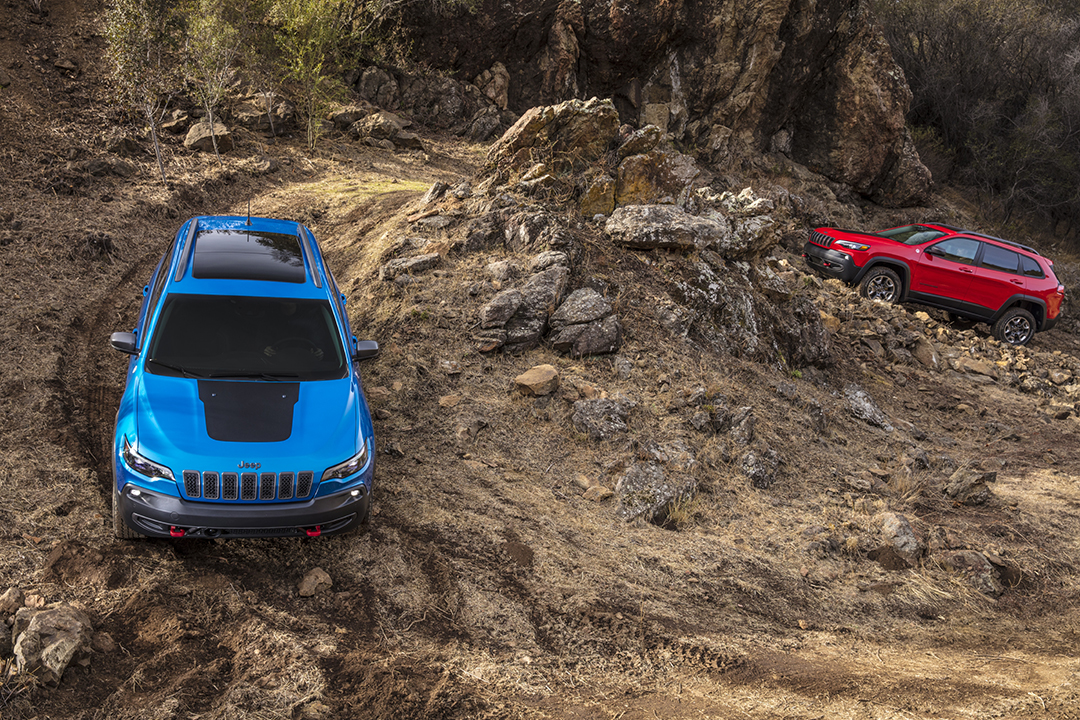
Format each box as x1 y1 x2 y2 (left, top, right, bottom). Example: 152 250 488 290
146 358 206 378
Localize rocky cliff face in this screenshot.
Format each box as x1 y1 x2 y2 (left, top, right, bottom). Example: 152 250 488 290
385 0 931 206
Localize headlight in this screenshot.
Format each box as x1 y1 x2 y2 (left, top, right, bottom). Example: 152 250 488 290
322 443 369 481
122 437 175 481
836 240 870 251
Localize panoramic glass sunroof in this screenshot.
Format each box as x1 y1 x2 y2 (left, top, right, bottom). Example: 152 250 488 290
191 229 306 283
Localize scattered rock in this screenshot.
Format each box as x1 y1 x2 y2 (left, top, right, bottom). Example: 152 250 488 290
549 315 623 357
742 448 779 488
583 485 614 502
487 97 620 173
580 174 615 216
0 586 25 615
943 467 996 505
379 253 441 281
605 204 725 251
514 364 560 396
615 150 700 206
845 385 893 432
13 603 93 685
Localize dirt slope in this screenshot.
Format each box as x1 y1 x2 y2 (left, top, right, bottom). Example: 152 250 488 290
3 2 1080 720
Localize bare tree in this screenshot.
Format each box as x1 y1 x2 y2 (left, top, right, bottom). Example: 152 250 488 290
273 0 349 150
104 0 179 185
182 0 242 165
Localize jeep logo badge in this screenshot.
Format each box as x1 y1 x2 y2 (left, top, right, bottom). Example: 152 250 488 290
238 461 261 469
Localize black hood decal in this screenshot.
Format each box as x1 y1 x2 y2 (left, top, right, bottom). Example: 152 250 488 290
198 381 300 443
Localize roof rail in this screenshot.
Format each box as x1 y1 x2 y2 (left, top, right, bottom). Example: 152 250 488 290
173 217 199 282
964 232 1040 256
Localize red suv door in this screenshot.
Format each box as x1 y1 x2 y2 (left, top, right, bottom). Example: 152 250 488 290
968 242 1026 314
912 236 981 301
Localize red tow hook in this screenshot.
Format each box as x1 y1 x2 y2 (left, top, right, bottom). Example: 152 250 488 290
169 526 186 538
305 525 322 538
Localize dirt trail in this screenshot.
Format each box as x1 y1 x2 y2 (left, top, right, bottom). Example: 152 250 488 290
4 2 1080 718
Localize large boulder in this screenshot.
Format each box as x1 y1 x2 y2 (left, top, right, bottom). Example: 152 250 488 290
184 121 234 153
487 97 620 172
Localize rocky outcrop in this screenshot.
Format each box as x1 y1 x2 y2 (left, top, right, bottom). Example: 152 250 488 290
384 0 932 206
347 64 515 142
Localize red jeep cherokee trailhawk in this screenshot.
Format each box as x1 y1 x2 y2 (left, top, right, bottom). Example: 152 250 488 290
803 223 1065 345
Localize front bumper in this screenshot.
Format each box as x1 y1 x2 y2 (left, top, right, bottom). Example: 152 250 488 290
802 242 860 283
117 483 370 538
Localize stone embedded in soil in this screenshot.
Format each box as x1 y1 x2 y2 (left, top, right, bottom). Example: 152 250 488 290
0 586 24 615
944 467 997 505
298 568 333 597
572 397 632 440
873 512 925 568
379 252 441 281
939 550 1004 597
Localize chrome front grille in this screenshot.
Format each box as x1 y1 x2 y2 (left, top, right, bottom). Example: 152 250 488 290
809 230 834 247
182 469 316 502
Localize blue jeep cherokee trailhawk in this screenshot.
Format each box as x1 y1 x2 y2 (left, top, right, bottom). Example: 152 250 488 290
109 215 378 539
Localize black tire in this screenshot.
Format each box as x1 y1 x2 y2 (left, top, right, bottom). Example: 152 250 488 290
859 267 902 303
992 307 1036 346
113 485 143 540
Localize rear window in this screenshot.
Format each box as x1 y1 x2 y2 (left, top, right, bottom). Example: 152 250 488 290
1021 255 1045 278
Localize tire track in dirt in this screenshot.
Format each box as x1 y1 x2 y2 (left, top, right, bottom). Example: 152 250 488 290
56 247 161 502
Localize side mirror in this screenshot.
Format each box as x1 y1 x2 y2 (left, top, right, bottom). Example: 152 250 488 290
353 339 379 361
110 331 138 355
925 246 945 257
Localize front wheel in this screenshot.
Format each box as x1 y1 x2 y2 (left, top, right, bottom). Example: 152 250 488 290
859 267 902 303
993 307 1036 346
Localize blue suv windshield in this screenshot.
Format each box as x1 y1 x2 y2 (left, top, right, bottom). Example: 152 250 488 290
145 294 347 380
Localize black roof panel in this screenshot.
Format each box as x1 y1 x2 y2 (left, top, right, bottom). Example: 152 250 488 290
191 229 306 283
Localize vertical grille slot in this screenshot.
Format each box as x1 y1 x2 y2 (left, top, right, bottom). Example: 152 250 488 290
222 472 239 500
183 471 201 498
241 473 258 500
203 472 220 500
279 472 295 500
260 472 276 500
296 471 314 498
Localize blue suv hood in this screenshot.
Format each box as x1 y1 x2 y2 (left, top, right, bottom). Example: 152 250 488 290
133 374 359 472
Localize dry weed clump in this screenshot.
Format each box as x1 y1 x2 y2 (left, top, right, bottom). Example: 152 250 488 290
0 658 37 720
